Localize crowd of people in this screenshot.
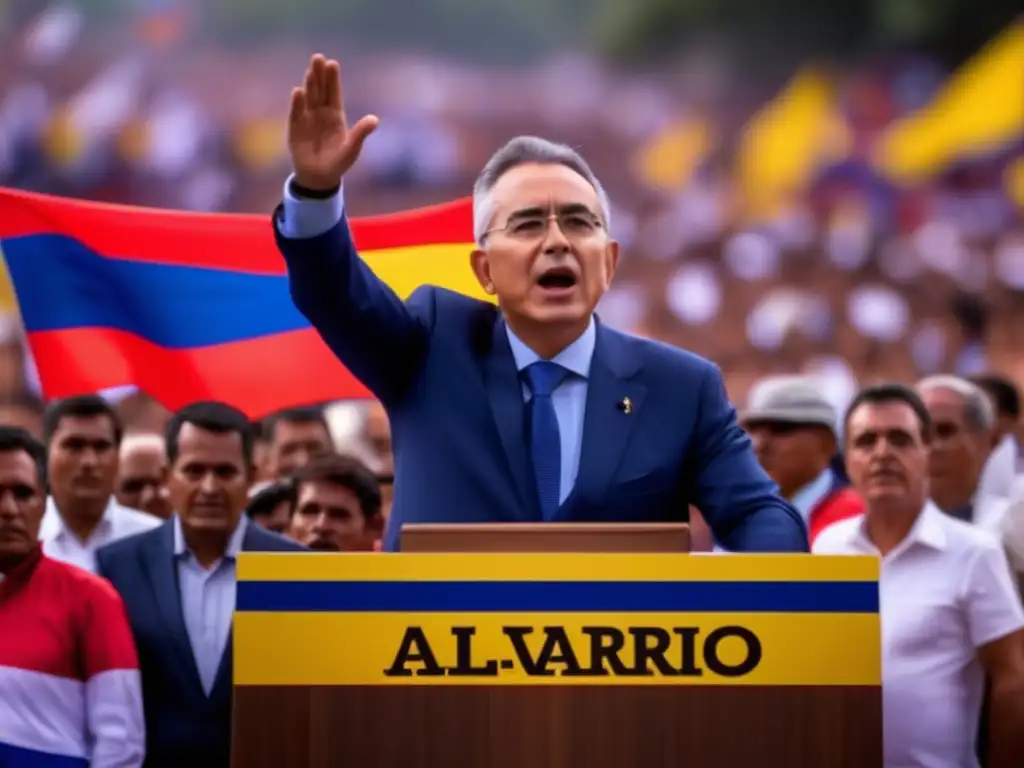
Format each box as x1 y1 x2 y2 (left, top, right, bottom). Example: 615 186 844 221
3 370 1024 764
2 7 1024 768
2 9 1022 412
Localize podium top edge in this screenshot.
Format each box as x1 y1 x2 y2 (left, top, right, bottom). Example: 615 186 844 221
236 552 879 583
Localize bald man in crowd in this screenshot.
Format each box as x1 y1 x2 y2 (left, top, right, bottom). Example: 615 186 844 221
115 433 171 520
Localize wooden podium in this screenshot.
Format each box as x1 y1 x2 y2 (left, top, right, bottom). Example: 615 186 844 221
232 524 882 766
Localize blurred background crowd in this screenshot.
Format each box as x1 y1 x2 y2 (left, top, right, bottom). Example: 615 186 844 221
2 2 1023 765
0 0 1021 439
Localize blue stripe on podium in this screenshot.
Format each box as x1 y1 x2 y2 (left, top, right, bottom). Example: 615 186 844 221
236 579 878 614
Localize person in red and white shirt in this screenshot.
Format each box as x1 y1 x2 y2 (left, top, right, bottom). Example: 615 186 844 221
813 383 1024 768
0 425 145 767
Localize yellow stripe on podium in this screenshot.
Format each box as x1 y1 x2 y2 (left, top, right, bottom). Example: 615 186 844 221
237 552 879 583
234 553 880 689
234 610 879 686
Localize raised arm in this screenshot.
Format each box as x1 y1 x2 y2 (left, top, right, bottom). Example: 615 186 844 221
275 54 429 403
690 363 809 552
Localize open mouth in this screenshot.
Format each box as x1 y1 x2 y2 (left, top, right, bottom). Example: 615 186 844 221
536 267 578 291
869 469 902 482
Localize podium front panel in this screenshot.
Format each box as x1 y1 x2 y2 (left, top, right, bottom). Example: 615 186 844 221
232 553 881 766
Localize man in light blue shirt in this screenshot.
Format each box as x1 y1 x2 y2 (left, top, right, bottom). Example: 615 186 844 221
97 401 305 766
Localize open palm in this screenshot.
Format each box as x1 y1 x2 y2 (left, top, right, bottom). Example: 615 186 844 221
287 54 378 191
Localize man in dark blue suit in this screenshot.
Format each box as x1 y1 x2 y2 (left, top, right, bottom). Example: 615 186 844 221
274 54 807 553
96 402 305 767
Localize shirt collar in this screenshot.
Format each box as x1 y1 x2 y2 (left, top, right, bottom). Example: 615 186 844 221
173 514 249 561
790 468 834 520
848 500 947 556
504 317 596 379
41 496 115 541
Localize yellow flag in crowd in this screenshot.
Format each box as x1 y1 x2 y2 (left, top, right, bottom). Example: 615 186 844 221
734 68 848 221
875 22 1024 183
633 118 711 191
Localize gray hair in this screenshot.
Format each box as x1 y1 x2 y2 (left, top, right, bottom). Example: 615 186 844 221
472 136 612 244
916 375 995 432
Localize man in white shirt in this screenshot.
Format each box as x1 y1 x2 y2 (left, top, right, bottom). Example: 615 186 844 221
915 375 1011 536
813 382 1024 768
38 395 159 573
971 374 1023 494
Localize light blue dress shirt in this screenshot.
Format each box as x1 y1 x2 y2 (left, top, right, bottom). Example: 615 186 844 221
279 175 595 504
174 514 248 695
505 321 594 504
279 176 344 238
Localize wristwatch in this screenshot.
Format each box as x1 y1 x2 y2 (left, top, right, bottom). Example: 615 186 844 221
288 178 340 200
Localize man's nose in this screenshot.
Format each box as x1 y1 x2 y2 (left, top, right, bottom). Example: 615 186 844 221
0 490 19 518
311 511 331 532
870 438 896 459
541 216 572 251
199 472 220 493
79 448 100 467
749 430 766 453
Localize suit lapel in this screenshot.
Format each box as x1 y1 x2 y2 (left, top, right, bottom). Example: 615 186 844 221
142 522 205 696
562 323 647 516
480 316 540 519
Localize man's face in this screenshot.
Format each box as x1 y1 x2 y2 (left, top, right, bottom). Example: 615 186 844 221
289 480 378 551
845 401 928 509
746 421 833 498
920 388 990 500
266 419 332 479
0 449 45 561
167 423 251 536
116 443 170 519
470 162 618 329
48 415 118 506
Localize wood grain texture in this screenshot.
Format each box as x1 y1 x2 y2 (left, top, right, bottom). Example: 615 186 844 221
232 684 882 767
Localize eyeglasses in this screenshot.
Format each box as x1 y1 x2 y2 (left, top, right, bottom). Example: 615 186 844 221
482 205 605 242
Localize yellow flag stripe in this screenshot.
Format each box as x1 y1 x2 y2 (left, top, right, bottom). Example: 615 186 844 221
360 243 493 302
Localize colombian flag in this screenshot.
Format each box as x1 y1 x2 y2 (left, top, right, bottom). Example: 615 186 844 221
0 188 480 417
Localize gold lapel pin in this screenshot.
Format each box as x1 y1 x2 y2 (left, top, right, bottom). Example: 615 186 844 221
620 397 633 415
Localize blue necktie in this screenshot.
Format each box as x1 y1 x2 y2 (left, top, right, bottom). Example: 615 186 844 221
523 361 570 520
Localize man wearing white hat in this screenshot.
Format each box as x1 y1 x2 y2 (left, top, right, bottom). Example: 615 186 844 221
742 376 863 546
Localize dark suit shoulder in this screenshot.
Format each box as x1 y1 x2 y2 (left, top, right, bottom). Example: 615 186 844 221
243 524 308 552
95 521 168 566
407 285 494 326
601 323 718 379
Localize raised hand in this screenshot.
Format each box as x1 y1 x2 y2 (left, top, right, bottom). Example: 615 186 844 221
287 54 379 191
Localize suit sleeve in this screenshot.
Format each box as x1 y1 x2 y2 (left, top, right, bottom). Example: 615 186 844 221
80 578 146 767
689 364 809 552
274 177 430 403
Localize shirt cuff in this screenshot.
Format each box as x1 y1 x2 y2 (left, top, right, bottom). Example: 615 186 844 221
279 174 345 239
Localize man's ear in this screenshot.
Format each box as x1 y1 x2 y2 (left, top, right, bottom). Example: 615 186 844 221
604 240 620 287
470 248 495 295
